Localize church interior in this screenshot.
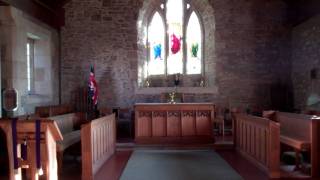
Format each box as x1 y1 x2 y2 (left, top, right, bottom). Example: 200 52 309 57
0 0 320 179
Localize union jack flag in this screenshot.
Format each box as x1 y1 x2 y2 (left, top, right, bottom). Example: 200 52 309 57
88 65 98 105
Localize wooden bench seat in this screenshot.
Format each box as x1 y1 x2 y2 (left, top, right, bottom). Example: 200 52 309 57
280 135 310 151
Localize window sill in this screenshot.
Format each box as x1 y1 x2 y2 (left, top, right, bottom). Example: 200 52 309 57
135 86 218 95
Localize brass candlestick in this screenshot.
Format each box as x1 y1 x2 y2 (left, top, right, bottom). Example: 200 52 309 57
169 90 176 104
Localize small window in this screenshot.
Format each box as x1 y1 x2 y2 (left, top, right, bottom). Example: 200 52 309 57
27 38 35 93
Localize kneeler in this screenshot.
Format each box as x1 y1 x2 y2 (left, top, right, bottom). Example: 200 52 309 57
0 118 63 180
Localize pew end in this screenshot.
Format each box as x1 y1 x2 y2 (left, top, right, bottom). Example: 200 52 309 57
81 114 116 180
234 113 281 178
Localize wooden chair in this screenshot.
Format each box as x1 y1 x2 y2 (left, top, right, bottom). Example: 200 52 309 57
99 107 133 139
213 107 225 137
118 108 132 139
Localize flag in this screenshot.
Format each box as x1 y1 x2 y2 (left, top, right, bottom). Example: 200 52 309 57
88 65 98 105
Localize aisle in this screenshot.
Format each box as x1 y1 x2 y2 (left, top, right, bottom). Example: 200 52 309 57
120 149 243 180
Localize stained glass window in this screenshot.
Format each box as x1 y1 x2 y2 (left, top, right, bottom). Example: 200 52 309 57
167 0 183 74
186 12 202 74
148 12 165 75
146 0 203 77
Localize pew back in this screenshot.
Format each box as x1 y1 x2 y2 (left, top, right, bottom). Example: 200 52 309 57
275 112 312 142
234 113 280 178
35 105 73 118
81 114 116 180
49 112 85 134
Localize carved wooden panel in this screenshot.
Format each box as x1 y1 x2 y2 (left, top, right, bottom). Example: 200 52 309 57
134 103 215 144
196 110 211 135
181 111 196 136
167 111 181 137
152 111 166 137
137 111 152 137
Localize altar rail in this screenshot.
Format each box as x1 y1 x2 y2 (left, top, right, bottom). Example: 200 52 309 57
135 103 215 144
81 114 116 180
234 113 280 178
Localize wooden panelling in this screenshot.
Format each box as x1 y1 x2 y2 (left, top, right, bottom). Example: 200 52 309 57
81 114 116 180
135 103 214 144
181 111 196 136
152 111 166 137
196 110 211 136
136 111 152 137
167 111 181 137
234 114 280 178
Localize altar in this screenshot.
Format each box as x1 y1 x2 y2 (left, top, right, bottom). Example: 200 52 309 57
134 103 215 144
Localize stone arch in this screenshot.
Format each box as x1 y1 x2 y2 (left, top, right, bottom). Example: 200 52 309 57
136 0 216 87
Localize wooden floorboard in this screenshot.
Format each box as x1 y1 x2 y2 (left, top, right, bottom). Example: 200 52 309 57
94 150 132 180
216 149 269 180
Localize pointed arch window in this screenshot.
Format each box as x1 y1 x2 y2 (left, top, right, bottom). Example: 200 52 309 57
186 12 202 74
148 12 165 75
146 0 204 77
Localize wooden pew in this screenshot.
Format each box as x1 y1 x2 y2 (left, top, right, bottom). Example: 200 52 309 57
0 119 63 180
234 113 280 178
35 105 73 118
81 114 116 180
48 112 86 173
263 111 320 178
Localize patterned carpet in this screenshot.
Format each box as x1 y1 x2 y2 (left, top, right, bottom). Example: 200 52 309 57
120 149 243 180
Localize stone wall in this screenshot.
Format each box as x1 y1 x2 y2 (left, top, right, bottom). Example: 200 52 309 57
61 0 291 110
292 15 320 111
0 6 60 116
